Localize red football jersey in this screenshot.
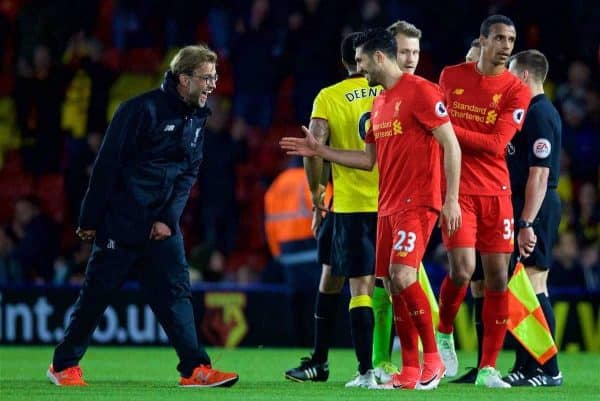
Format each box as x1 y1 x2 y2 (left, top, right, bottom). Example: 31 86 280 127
366 73 449 216
440 62 531 195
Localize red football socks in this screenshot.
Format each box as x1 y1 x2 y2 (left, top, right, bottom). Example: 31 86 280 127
437 276 468 334
392 294 419 368
400 282 437 354
479 288 508 368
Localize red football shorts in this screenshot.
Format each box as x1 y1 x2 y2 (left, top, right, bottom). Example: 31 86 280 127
442 194 514 253
375 206 439 277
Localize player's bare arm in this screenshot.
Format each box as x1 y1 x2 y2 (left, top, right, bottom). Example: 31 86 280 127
280 126 376 171
304 118 330 207
517 166 548 257
303 118 330 237
432 121 462 236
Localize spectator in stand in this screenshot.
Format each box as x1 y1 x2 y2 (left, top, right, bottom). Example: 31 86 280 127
574 182 600 245
161 0 202 49
230 0 279 129
14 44 71 174
0 226 21 285
556 60 591 112
343 0 389 33
63 30 117 133
560 97 600 181
112 0 156 50
198 95 247 279
65 131 103 224
206 0 234 57
284 0 339 124
549 231 586 289
10 195 58 283
556 152 574 206
14 0 55 60
557 60 599 182
53 242 92 285
581 244 600 291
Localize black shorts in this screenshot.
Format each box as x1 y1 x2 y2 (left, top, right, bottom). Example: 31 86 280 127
472 252 484 281
511 190 561 270
331 212 377 278
317 212 334 265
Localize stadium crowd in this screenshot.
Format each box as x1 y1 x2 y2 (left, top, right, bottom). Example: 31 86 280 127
0 0 598 291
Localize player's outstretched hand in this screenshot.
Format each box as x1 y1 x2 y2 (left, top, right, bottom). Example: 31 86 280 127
441 199 461 236
517 227 537 258
279 125 320 157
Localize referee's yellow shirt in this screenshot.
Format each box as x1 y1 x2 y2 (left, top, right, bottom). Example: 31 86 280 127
311 76 381 213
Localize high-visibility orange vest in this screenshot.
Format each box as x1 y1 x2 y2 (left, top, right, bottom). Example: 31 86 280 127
507 262 558 364
264 168 313 257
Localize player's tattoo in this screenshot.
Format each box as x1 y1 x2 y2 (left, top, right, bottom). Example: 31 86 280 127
309 118 330 145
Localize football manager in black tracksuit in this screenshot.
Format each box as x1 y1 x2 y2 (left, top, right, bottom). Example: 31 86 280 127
47 45 239 388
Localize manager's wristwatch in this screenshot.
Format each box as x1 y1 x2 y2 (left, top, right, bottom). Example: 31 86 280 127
516 219 533 229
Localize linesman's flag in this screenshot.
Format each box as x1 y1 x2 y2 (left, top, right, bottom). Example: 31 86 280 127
507 262 558 364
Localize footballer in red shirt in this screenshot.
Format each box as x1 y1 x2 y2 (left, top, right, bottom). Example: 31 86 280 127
435 15 531 388
280 28 462 391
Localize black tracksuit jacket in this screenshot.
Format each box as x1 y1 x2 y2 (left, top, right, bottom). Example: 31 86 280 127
79 71 210 246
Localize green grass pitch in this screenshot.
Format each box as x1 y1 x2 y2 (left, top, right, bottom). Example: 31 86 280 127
1 347 598 401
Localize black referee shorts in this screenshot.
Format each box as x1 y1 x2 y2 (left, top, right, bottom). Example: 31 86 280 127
331 212 377 278
511 190 561 270
472 252 484 281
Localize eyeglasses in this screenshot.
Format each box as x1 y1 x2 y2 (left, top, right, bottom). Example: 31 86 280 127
190 73 219 84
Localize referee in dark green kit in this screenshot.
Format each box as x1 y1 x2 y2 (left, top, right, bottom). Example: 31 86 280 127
505 49 563 387
47 45 238 388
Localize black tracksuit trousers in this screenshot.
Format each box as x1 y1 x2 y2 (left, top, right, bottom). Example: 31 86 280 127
52 234 210 377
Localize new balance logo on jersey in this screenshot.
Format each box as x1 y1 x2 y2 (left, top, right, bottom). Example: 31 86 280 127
107 239 116 250
164 124 175 132
453 88 464 95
